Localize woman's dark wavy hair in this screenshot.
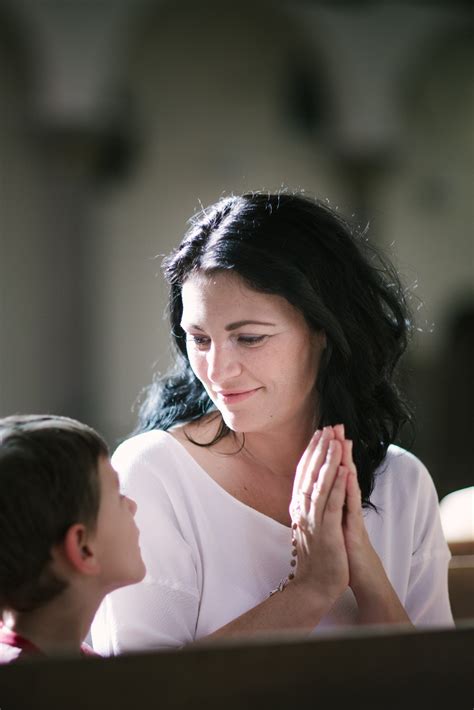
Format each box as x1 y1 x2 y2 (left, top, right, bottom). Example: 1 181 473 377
137 192 414 506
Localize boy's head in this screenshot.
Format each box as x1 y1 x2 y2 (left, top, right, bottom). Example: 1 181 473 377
0 415 145 614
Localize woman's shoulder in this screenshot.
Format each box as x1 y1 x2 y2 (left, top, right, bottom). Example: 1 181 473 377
111 429 190 488
369 447 446 561
113 429 175 462
380 445 432 482
372 445 439 511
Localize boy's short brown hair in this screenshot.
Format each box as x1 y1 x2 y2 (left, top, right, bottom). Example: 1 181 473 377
0 415 108 612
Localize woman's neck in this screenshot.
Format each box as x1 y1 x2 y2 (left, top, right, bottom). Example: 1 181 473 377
241 422 314 480
216 414 315 480
181 410 316 480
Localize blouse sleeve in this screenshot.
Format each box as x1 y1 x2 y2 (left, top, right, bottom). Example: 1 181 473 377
91 436 201 654
404 461 453 626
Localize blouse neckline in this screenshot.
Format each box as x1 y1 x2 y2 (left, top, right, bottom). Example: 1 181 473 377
161 430 293 534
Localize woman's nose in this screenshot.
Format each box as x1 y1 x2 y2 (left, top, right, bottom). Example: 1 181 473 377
207 343 242 383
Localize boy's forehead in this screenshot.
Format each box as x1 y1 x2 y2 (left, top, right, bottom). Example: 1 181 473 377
98 457 119 487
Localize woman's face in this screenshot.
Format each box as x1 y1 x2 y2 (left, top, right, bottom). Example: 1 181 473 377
180 271 326 436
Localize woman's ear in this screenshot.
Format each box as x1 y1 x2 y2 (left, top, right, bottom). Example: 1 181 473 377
61 523 101 576
313 329 327 352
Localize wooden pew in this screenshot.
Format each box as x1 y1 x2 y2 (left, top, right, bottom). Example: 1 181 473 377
440 486 474 622
1 623 473 709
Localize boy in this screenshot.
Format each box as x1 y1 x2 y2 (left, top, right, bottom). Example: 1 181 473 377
0 414 145 661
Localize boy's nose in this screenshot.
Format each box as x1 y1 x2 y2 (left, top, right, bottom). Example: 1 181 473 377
127 496 138 515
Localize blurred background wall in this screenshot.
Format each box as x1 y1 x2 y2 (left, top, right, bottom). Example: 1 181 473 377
0 0 472 498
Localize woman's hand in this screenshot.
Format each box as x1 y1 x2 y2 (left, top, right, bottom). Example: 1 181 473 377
332 424 377 594
289 427 350 607
333 425 412 625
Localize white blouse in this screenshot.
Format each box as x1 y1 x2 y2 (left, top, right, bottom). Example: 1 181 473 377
92 431 453 654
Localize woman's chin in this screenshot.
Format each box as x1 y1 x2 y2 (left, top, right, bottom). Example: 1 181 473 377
220 410 270 435
220 411 248 433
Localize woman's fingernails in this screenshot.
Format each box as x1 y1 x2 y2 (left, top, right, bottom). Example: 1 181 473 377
334 423 345 438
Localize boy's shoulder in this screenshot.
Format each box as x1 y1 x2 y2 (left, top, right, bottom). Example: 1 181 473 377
80 641 100 657
0 624 100 663
0 624 43 664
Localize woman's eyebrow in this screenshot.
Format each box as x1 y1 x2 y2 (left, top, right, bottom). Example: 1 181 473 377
225 320 276 331
181 320 276 331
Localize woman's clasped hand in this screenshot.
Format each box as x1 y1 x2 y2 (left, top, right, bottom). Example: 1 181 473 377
290 426 350 605
290 424 409 623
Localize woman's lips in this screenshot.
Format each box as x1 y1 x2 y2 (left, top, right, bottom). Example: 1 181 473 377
215 388 261 405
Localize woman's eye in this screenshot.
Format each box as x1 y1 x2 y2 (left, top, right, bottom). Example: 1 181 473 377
237 335 267 346
187 335 211 349
186 334 267 349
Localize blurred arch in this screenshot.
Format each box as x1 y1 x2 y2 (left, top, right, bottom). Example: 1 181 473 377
376 25 473 354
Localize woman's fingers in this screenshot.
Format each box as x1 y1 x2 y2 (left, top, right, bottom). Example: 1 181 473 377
322 465 348 521
341 439 357 475
345 467 362 515
300 427 333 493
292 428 323 498
290 428 325 523
310 439 342 525
332 424 355 473
331 430 360 517
291 425 358 527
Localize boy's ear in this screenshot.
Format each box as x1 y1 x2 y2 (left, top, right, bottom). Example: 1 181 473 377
61 523 101 576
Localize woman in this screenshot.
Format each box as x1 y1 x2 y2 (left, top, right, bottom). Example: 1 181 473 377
92 192 453 653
